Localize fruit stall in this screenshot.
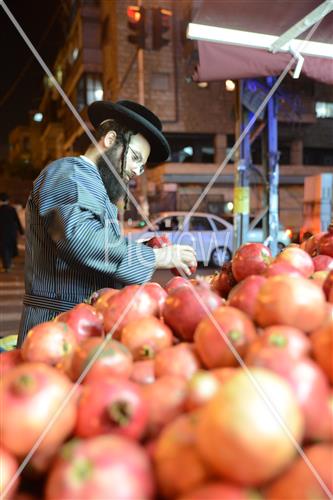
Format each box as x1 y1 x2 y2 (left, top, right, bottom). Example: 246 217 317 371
1 228 333 499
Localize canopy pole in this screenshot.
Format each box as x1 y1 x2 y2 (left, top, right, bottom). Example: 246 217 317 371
265 76 280 256
233 80 250 251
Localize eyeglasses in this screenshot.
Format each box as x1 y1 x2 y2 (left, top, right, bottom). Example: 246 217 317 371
128 146 145 175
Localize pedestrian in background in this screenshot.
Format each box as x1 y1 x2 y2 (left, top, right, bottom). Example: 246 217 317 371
0 192 24 272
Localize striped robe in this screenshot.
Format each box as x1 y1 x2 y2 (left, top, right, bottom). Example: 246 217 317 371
17 156 156 346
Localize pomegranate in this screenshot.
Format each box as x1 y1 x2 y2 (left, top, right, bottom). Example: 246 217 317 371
181 481 260 500
194 306 257 368
88 287 118 306
266 444 333 500
0 349 22 376
311 321 333 384
0 447 19 499
318 223 333 257
154 343 202 380
311 270 329 288
323 270 333 301
55 303 104 342
154 413 211 498
141 282 167 317
275 246 314 278
75 378 147 440
228 275 266 318
163 282 223 341
245 350 332 441
231 243 272 282
196 368 304 486
251 325 311 359
21 321 77 373
300 232 325 256
313 254 333 272
254 275 326 332
211 262 238 298
93 288 119 316
185 370 220 411
130 359 155 385
70 337 132 383
0 363 77 456
264 260 303 278
120 316 173 360
103 285 157 337
164 276 190 294
143 375 187 437
45 435 155 499
211 367 237 384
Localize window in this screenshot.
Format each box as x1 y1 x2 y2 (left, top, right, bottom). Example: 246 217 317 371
157 216 184 231
315 102 333 119
76 73 103 111
165 133 215 163
213 219 229 231
189 217 213 231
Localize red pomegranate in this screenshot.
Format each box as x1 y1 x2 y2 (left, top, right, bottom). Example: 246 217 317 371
254 275 326 332
211 367 237 384
75 378 148 440
264 260 303 278
181 481 260 500
130 359 155 385
89 287 118 306
154 343 202 380
143 375 188 438
120 316 173 360
0 447 19 499
163 282 223 341
154 413 210 498
21 321 77 373
311 321 333 384
196 368 304 486
210 262 237 298
312 254 333 272
103 285 157 338
55 303 104 342
300 232 325 256
0 363 77 456
275 247 315 278
45 435 155 499
93 288 119 316
323 269 333 301
185 370 220 410
194 306 257 368
141 282 167 317
266 444 333 500
311 270 330 288
248 325 311 360
318 223 333 257
245 350 331 441
164 276 190 294
231 243 272 282
228 275 266 318
0 349 22 376
70 337 133 383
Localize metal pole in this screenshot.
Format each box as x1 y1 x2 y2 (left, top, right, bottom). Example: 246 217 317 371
233 80 250 251
266 76 280 256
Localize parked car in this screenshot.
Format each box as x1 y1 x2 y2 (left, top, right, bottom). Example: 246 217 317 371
126 212 292 267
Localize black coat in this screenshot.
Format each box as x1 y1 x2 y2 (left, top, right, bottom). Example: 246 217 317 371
0 204 24 251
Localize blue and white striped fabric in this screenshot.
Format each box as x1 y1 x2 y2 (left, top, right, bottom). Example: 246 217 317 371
17 156 156 346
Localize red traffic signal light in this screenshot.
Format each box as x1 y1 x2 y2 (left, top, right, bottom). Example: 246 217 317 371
152 7 172 51
127 5 146 49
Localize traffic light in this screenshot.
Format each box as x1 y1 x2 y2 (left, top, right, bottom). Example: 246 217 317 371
152 7 172 50
127 5 146 49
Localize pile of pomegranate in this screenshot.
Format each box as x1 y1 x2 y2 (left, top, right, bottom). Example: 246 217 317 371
1 228 333 499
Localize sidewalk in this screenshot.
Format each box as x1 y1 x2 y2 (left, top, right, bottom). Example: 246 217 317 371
0 239 25 337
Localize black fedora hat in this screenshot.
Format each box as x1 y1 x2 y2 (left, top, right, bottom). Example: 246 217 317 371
88 100 170 164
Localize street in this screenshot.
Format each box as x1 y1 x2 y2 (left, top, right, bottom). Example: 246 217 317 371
0 239 215 338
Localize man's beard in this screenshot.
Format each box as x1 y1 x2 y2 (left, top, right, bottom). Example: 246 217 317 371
96 146 129 204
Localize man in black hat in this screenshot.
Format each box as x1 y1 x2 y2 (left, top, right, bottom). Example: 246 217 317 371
18 100 196 345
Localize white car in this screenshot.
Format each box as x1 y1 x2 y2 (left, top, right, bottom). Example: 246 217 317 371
126 211 291 267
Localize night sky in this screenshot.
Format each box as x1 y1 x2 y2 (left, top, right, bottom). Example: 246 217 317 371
0 0 64 146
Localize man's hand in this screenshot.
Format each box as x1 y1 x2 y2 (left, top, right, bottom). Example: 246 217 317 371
153 245 197 276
